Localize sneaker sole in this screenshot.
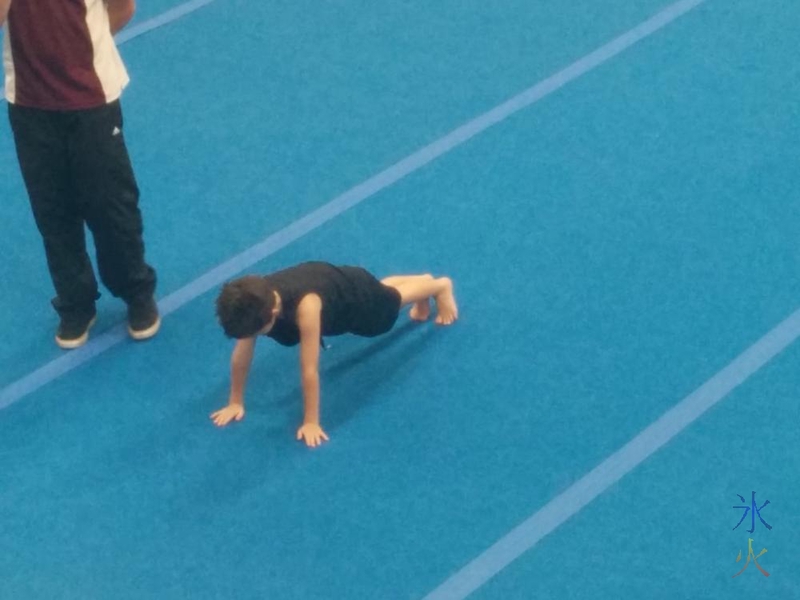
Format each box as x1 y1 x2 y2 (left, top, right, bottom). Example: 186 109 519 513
128 316 161 341
55 316 97 350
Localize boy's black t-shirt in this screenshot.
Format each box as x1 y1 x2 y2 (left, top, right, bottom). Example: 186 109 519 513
264 262 401 347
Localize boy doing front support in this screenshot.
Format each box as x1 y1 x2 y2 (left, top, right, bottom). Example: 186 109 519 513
211 262 458 447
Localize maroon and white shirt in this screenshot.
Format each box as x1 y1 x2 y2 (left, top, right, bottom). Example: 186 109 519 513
3 0 129 110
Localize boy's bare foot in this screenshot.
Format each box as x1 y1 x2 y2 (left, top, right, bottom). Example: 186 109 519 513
409 299 431 321
434 279 458 325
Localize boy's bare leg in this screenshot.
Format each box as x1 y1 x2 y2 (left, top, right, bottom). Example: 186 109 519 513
380 274 433 287
431 278 458 325
409 298 431 321
381 274 434 321
382 275 458 325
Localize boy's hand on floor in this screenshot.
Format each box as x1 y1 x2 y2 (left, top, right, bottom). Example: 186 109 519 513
210 404 245 426
297 422 329 448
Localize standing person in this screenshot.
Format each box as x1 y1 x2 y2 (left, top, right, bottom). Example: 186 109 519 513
1 0 160 349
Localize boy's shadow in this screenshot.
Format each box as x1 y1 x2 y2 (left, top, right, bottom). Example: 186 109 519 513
194 321 438 507
268 320 437 431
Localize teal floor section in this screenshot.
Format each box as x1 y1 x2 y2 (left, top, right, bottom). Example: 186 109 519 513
472 342 800 600
0 1 798 598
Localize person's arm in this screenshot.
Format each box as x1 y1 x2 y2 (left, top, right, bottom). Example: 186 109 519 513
210 337 256 426
295 294 328 448
0 0 12 27
105 0 135 34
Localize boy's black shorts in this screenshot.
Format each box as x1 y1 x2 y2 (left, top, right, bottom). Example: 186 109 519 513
341 267 402 337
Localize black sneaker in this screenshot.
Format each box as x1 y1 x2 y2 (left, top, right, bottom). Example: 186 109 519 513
55 312 97 349
127 296 161 340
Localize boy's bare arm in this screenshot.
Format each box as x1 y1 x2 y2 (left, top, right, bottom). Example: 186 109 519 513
295 294 328 447
0 0 12 27
210 337 256 426
105 0 135 34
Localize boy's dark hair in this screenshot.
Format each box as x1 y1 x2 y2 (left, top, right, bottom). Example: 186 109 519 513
216 276 277 338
